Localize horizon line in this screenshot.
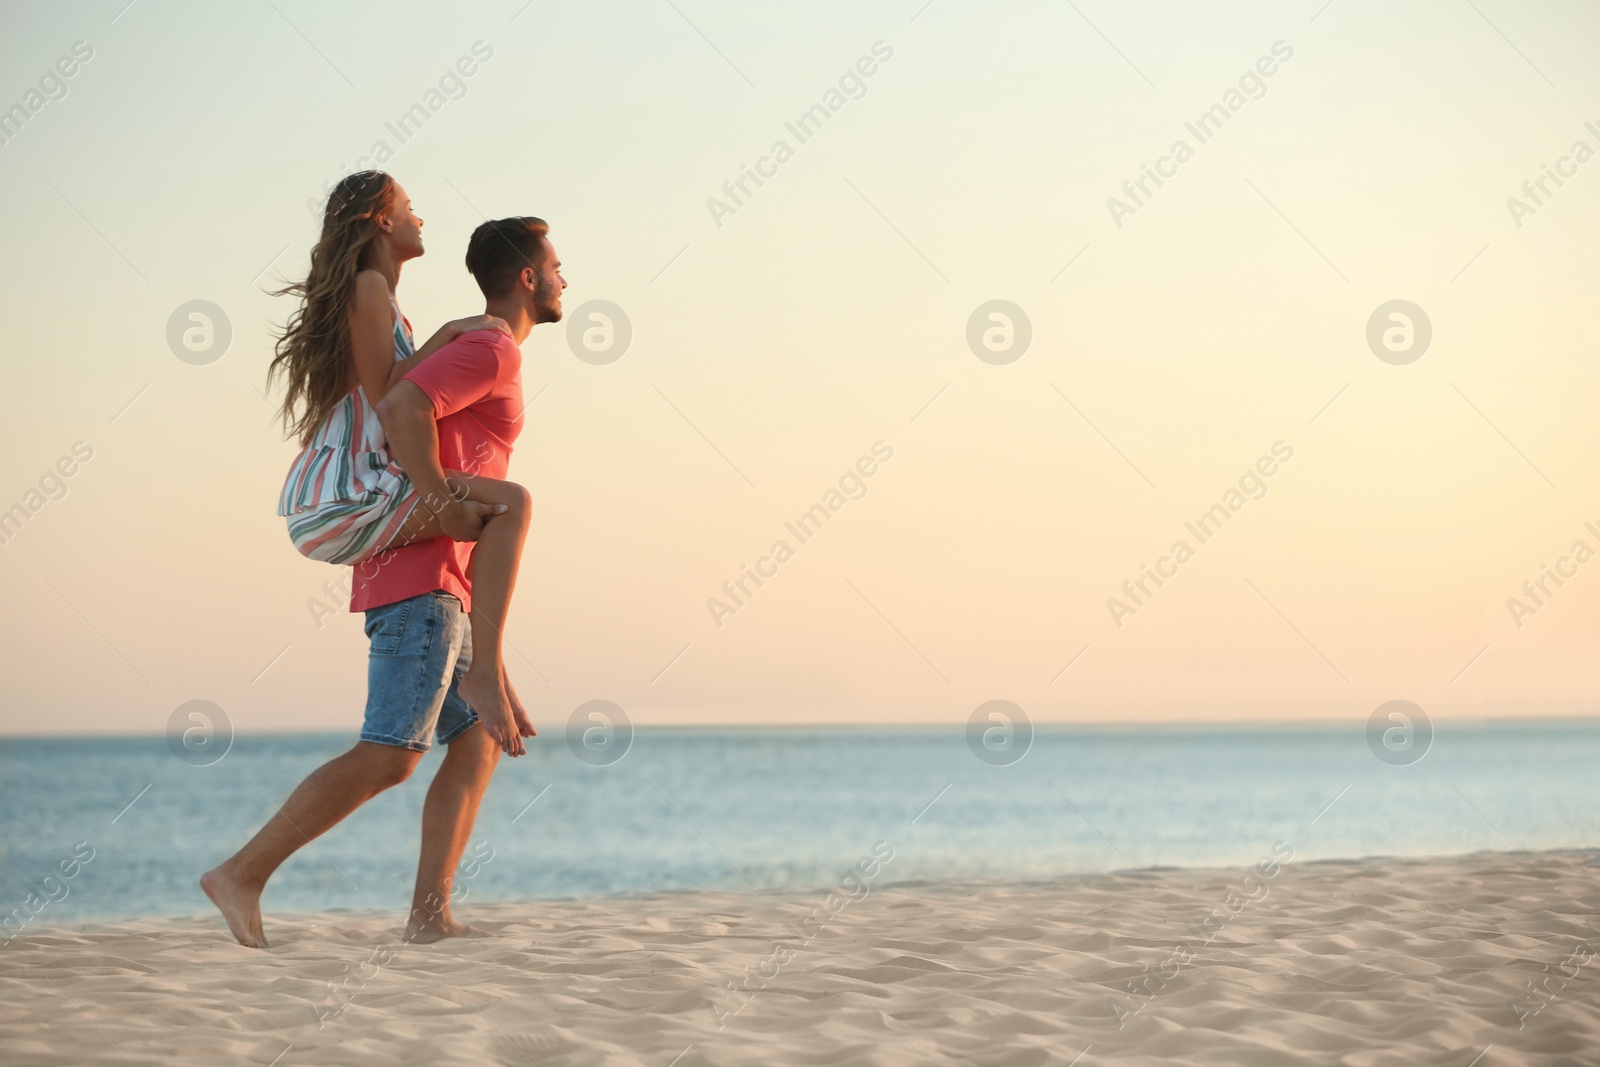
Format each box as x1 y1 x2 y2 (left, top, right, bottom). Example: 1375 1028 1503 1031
4 713 1600 742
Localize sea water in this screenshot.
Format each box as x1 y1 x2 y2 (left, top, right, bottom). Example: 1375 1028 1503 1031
1 723 1596 922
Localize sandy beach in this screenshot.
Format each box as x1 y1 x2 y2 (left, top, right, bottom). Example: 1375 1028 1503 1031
1 848 1596 1066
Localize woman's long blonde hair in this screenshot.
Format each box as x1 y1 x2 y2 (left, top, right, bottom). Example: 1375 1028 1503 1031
269 171 398 444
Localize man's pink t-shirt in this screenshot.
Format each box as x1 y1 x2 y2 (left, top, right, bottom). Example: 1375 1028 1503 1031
350 329 525 614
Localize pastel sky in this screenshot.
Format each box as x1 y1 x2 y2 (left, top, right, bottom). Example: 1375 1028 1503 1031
1 0 1597 737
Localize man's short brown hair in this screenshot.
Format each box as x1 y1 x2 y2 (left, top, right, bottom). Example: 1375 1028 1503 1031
464 216 549 298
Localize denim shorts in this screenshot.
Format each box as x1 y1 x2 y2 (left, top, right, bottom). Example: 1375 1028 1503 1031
361 590 479 752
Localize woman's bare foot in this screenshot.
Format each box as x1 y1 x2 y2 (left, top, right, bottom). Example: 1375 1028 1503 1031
458 665 522 756
405 915 491 944
201 864 268 948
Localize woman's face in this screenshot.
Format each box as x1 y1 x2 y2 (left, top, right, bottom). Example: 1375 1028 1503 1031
380 183 425 259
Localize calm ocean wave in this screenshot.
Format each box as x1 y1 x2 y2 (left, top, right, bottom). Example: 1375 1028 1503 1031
2 724 1596 922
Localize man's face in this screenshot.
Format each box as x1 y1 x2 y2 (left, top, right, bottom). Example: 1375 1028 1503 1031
531 242 566 323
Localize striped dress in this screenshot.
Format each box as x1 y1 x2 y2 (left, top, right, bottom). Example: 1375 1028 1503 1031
277 297 420 565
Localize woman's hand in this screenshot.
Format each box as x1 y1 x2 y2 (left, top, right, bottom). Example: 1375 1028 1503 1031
446 314 512 337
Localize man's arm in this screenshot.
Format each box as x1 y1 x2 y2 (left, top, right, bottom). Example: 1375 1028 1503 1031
376 380 484 542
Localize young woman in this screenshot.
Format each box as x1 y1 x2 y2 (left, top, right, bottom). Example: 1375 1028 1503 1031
270 171 530 754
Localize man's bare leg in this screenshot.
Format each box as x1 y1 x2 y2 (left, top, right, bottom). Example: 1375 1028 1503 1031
405 722 501 943
202 742 422 948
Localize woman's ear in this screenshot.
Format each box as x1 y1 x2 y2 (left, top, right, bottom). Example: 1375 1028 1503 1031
375 213 392 233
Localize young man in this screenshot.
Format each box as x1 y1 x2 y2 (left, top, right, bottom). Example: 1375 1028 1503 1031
203 218 565 947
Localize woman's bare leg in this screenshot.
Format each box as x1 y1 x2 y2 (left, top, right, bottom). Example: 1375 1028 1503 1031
378 473 533 756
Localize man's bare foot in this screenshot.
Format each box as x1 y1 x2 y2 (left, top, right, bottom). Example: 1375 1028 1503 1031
459 665 522 756
201 864 268 948
405 916 492 944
